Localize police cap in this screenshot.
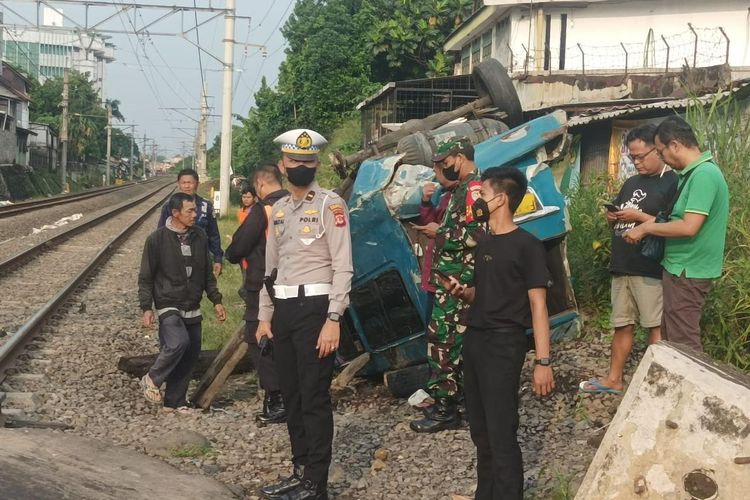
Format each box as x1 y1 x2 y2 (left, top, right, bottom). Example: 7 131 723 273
274 129 328 161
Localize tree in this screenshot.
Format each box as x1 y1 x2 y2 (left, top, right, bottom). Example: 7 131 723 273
366 0 472 79
30 71 129 161
225 0 474 178
106 99 125 122
110 128 140 159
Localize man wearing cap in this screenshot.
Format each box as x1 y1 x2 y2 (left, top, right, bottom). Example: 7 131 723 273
411 138 485 433
256 129 353 500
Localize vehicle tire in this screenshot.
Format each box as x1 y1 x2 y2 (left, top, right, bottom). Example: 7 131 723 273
472 59 523 127
384 363 430 399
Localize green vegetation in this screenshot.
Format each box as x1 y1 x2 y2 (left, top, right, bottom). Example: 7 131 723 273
566 174 614 324
686 93 750 369
208 0 474 179
567 92 750 370
29 70 139 162
200 213 245 350
170 444 214 458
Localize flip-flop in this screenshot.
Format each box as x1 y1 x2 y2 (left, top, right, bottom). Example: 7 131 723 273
141 374 163 404
578 379 623 395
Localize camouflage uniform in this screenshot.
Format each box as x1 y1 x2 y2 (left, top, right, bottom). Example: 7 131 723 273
426 171 485 399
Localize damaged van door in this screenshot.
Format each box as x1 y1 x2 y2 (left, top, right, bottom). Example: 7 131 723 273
337 110 579 397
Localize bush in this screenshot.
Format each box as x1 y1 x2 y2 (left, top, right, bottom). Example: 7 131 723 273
566 174 615 325
686 92 750 370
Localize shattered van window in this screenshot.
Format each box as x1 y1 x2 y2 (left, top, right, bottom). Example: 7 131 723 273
351 270 423 350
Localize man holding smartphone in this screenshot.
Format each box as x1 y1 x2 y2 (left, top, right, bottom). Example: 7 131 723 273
579 124 677 394
444 165 554 499
412 161 458 323
410 137 485 433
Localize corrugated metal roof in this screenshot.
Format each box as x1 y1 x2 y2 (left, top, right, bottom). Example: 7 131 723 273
567 81 750 127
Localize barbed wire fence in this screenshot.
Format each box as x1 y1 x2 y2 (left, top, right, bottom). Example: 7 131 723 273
509 26 730 75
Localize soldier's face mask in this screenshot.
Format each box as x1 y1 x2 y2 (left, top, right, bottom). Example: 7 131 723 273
441 155 461 182
286 165 317 187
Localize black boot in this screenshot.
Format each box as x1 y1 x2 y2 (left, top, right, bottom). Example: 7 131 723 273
410 398 460 433
276 479 327 500
256 391 287 425
259 464 304 498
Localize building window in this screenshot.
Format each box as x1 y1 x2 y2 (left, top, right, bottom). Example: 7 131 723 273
495 16 511 68
461 46 471 74
0 98 15 131
482 30 493 60
471 38 481 67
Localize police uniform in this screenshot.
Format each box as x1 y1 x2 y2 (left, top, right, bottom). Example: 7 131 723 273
258 129 353 499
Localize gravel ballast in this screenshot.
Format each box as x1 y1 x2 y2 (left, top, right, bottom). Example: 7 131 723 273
6 211 640 499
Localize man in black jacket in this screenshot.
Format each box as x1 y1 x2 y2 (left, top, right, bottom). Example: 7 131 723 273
225 163 289 424
157 168 224 276
139 192 227 410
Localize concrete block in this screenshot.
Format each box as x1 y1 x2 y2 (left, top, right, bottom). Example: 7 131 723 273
576 342 750 500
3 392 41 411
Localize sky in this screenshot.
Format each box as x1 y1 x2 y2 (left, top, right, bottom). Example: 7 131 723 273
1 0 294 157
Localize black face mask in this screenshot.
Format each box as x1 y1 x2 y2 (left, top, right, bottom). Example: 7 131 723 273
442 160 460 182
286 165 317 187
471 195 501 223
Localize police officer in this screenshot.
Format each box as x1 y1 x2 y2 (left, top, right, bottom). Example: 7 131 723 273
256 129 353 500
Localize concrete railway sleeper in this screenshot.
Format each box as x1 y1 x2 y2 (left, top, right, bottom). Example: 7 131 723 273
0 181 174 400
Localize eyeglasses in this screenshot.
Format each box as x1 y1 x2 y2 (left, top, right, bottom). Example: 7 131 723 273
628 147 656 163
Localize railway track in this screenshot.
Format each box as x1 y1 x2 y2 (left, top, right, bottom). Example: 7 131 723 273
0 180 174 390
0 178 161 219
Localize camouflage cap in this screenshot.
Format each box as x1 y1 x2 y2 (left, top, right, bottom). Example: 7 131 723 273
432 137 473 163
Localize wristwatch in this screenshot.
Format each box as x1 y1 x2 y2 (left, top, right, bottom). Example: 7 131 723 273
327 312 342 322
534 357 551 366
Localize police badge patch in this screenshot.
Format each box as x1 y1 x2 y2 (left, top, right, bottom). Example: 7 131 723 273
328 203 347 227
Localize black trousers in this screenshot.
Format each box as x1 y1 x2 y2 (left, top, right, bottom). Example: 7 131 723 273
148 314 202 408
244 289 280 393
272 295 334 486
463 326 528 500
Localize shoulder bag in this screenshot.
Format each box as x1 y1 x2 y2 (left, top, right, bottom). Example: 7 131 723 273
640 165 701 261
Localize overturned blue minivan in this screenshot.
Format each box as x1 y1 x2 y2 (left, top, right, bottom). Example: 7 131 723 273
337 110 579 396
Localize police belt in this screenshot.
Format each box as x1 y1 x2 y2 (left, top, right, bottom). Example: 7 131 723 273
273 283 331 299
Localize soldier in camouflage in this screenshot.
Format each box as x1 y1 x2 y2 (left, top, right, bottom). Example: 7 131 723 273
411 138 485 433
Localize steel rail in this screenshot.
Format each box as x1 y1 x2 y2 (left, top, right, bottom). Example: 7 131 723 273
0 184 174 374
0 178 161 219
0 180 172 274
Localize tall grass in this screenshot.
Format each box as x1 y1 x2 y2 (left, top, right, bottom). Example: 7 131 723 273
566 174 614 326
200 215 246 350
686 91 750 370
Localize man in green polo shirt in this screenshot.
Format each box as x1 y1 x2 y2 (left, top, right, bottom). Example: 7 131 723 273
623 116 728 352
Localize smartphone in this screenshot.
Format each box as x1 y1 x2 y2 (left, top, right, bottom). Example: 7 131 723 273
432 268 456 284
603 203 619 212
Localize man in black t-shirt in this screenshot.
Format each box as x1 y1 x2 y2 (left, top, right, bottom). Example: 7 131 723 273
443 166 554 500
580 124 677 395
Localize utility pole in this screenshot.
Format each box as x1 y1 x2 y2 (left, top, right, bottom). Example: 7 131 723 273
197 86 208 179
60 69 69 193
105 102 112 185
152 142 157 177
219 0 236 216
129 128 135 181
143 133 147 179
